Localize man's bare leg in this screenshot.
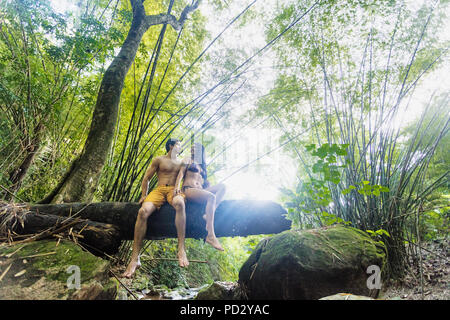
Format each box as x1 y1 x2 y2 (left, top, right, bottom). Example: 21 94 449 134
123 202 156 278
172 195 189 267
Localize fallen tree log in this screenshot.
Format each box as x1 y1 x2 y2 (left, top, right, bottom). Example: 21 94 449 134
27 200 291 240
0 206 121 255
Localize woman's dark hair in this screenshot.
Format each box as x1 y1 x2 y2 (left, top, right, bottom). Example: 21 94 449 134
165 138 180 152
192 142 208 187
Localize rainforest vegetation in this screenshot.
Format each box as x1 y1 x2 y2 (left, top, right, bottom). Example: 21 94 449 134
0 0 448 297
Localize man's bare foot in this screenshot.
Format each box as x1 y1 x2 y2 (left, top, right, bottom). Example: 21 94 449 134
205 234 224 251
177 250 189 268
122 258 141 278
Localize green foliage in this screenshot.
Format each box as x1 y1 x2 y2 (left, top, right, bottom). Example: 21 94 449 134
366 228 391 238
0 0 258 291
133 236 264 289
343 182 390 197
366 228 391 247
255 0 449 279
0 0 124 201
419 204 449 241
100 0 210 202
281 143 353 228
306 143 349 184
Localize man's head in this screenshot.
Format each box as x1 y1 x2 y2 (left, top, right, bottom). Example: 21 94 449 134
165 138 181 154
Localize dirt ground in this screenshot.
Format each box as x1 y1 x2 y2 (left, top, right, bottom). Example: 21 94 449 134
380 238 449 300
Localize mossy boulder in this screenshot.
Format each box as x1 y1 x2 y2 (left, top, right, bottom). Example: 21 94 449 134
0 240 117 300
195 281 243 300
238 225 387 300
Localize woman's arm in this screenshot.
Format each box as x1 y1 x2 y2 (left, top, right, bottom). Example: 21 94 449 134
202 179 210 189
201 167 210 189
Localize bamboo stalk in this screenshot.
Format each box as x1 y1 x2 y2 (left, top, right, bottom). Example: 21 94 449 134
415 203 424 299
0 264 12 282
109 269 139 300
142 255 208 264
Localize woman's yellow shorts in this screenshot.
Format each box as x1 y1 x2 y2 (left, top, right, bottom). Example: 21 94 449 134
144 185 185 209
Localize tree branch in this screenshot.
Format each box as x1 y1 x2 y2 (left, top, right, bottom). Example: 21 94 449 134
144 0 201 31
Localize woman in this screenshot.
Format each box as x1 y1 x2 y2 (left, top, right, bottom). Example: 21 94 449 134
174 142 226 251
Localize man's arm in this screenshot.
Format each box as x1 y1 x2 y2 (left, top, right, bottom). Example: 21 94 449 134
174 158 189 196
139 158 160 204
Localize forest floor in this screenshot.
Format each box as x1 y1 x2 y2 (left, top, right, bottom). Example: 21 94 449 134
381 238 449 300
113 238 449 300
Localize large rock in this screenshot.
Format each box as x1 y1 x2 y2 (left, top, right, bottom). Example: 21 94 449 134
238 225 387 300
195 281 244 300
0 240 117 300
319 293 375 300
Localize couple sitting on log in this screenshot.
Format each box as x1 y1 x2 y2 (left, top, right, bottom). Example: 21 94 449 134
123 138 226 278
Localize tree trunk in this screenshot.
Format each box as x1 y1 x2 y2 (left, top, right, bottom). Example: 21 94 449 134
43 0 201 204
7 123 43 197
8 142 39 193
27 199 291 240
45 4 149 204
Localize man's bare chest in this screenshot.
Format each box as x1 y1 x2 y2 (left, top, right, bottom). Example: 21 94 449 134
158 159 181 173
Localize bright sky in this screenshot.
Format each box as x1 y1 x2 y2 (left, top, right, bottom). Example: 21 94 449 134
49 0 449 202
191 1 294 201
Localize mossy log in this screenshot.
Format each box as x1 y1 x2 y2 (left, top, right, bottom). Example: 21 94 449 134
1 210 121 255
27 200 291 241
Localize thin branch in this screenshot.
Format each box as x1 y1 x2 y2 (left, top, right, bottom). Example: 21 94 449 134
144 0 201 31
109 269 139 300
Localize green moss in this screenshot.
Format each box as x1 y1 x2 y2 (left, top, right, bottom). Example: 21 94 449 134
0 240 117 300
257 225 387 274
99 278 119 299
0 240 108 284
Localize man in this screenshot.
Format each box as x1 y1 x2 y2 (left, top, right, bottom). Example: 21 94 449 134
122 138 188 279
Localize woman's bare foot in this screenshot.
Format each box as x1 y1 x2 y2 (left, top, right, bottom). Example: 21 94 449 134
202 214 223 251
122 257 141 278
205 234 224 251
177 249 189 268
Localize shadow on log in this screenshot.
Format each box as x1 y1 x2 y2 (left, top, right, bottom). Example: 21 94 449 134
27 200 291 240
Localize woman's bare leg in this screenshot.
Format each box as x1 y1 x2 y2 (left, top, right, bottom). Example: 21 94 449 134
205 183 226 210
183 188 224 251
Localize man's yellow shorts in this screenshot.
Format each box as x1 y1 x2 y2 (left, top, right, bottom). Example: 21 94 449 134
144 185 185 209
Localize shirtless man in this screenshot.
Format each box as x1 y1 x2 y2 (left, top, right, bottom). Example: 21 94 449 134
174 143 226 251
123 138 188 278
